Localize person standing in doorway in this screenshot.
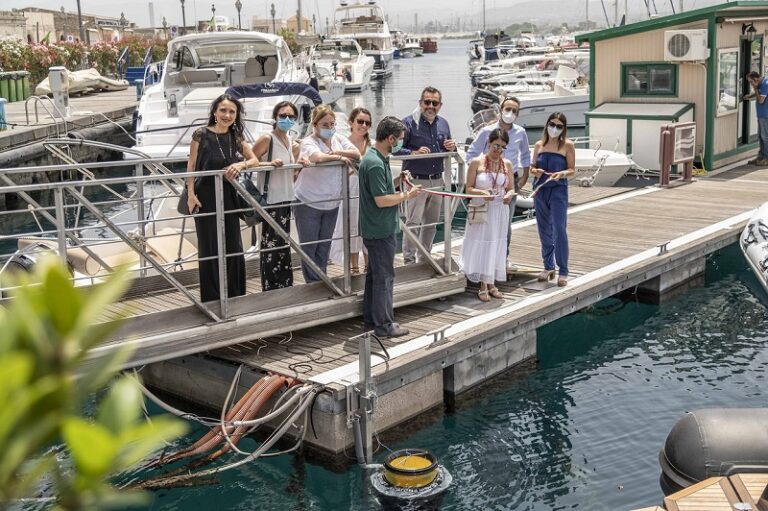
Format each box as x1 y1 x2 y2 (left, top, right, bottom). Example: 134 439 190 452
466 96 530 271
746 71 768 165
359 116 422 338
399 86 455 265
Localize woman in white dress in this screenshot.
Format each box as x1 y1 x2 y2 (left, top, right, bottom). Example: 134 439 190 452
459 128 516 302
330 107 372 273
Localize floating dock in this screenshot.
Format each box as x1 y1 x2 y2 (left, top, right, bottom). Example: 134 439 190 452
123 163 768 454
631 473 768 510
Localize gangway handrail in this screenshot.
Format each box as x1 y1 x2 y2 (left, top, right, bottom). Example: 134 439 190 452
0 150 467 319
23 95 66 136
163 117 273 157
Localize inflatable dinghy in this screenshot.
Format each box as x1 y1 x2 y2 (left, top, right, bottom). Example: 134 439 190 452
659 409 768 494
35 68 129 95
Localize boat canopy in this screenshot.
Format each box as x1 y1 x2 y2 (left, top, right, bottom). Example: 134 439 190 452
225 82 323 106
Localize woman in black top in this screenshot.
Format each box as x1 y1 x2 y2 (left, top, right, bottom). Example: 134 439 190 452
186 94 259 302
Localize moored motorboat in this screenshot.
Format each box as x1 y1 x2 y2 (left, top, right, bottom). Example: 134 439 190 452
133 31 319 159
332 1 395 79
310 38 375 92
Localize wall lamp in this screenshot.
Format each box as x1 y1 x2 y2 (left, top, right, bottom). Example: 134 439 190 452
742 22 758 41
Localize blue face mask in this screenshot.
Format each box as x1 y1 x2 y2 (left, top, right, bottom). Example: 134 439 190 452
391 137 404 153
276 117 296 132
319 127 336 139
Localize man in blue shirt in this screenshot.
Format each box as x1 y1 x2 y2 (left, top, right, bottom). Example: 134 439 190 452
466 97 531 271
399 86 456 265
746 71 768 165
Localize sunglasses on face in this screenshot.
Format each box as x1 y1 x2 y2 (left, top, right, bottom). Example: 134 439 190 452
548 121 565 129
421 99 441 107
355 118 372 126
278 113 297 120
491 143 507 151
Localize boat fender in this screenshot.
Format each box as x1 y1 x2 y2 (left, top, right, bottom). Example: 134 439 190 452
659 408 768 494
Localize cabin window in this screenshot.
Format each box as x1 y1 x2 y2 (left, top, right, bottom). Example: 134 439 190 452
717 48 739 116
621 63 677 96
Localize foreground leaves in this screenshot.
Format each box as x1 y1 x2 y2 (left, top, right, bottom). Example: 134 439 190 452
0 257 187 509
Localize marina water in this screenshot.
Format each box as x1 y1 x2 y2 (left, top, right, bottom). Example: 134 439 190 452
133 244 768 510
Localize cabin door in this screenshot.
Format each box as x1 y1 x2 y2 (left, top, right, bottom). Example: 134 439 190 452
738 36 763 146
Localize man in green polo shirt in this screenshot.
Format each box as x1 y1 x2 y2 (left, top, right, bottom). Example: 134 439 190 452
359 116 422 338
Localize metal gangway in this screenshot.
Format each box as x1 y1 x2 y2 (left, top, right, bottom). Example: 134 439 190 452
0 143 468 367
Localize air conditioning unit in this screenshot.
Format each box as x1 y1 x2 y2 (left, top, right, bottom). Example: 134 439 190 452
664 29 708 61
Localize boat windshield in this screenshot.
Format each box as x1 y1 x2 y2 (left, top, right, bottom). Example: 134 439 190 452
195 42 277 67
316 44 359 58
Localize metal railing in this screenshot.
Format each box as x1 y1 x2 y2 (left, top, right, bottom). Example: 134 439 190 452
0 150 466 322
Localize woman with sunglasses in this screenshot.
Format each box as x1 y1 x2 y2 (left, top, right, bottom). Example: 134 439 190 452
251 101 310 291
459 128 516 302
530 112 576 287
296 105 361 282
330 107 372 274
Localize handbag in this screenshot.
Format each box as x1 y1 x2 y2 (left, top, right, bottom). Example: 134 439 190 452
178 128 209 216
177 177 202 215
238 136 274 227
467 198 488 225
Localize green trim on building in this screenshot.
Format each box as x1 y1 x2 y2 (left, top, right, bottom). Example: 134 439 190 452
713 141 758 161
585 103 693 121
620 62 678 97
575 1 768 44
704 16 717 173
589 40 595 108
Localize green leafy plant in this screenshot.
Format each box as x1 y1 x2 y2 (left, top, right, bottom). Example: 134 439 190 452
0 258 187 510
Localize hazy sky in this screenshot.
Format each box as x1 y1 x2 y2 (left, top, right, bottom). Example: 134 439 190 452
25 0 521 29
23 0 718 29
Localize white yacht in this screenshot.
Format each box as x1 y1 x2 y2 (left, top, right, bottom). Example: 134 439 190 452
512 66 589 129
310 38 375 92
134 31 318 158
332 1 395 79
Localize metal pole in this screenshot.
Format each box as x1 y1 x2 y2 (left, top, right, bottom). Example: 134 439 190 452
482 0 485 32
135 163 147 277
297 0 302 34
180 0 187 35
76 0 86 43
214 174 228 318
342 166 351 294
442 156 452 274
358 332 373 465
53 188 68 265
586 0 589 28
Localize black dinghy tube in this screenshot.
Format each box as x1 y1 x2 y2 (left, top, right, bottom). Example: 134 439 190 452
659 408 768 494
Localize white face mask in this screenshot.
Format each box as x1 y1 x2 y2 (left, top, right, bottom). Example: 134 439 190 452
547 125 563 139
501 111 517 124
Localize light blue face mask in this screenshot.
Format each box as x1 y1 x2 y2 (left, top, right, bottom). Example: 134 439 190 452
319 127 336 139
276 117 296 132
391 137 404 153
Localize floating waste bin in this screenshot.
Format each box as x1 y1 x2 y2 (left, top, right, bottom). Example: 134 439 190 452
0 75 9 102
16 71 30 100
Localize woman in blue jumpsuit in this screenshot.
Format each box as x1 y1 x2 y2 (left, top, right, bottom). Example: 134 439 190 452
530 112 576 287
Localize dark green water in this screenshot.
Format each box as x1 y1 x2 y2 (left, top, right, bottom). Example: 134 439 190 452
133 243 768 510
